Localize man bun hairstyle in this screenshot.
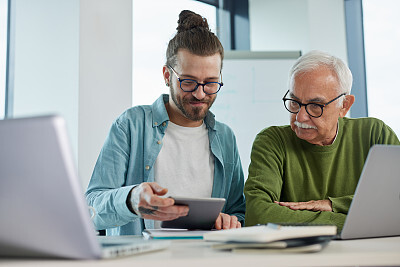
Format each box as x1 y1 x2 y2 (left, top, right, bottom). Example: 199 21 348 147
166 10 224 69
176 10 209 32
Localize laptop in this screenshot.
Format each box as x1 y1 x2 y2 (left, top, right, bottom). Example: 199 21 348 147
0 115 169 259
339 144 400 239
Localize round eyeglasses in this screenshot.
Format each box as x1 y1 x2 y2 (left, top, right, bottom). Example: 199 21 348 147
282 90 346 118
168 65 223 95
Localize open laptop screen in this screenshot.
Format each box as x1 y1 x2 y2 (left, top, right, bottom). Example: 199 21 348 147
0 115 170 259
339 145 400 239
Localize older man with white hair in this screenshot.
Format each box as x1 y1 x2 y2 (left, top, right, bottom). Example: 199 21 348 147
244 50 399 231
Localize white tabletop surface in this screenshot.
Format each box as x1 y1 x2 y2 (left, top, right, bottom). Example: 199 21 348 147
1 236 400 267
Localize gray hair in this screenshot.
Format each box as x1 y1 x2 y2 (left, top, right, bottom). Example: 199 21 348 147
288 50 353 107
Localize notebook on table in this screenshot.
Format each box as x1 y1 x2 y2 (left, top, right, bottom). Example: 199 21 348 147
0 115 169 259
203 223 337 252
338 144 400 239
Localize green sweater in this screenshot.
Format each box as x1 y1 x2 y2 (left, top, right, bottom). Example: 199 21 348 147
244 117 399 231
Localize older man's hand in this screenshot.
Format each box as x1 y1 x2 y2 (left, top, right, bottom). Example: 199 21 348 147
214 213 241 230
275 199 332 212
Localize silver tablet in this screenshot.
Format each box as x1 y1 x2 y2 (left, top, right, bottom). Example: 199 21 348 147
161 197 226 230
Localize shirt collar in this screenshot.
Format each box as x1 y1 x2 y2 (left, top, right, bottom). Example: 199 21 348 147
331 120 340 144
151 94 170 128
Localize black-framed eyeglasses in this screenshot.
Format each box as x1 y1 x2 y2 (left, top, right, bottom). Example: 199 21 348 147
168 65 223 95
282 90 346 118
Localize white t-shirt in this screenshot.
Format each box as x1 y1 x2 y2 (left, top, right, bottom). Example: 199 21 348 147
154 121 214 228
154 121 214 197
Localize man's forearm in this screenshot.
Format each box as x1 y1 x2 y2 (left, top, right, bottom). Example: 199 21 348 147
86 186 139 230
245 201 347 231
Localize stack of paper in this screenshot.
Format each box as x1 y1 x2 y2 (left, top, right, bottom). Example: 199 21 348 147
203 224 337 253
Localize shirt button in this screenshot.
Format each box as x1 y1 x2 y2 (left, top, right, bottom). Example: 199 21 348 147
145 165 150 170
162 122 166 126
157 140 162 144
154 122 158 126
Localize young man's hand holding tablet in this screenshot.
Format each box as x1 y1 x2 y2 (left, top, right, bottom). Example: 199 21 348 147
128 182 241 230
162 196 241 230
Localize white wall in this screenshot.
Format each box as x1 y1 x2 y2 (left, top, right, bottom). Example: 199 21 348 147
249 0 347 61
11 0 132 189
79 0 132 189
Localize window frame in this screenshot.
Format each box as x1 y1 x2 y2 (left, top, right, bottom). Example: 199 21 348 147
344 0 368 117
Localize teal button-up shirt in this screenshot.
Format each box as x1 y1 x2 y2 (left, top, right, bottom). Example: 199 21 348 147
85 94 246 235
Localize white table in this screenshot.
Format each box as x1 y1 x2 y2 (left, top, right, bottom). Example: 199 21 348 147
1 236 400 266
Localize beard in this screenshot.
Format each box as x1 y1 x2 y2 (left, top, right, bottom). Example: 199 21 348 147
170 87 216 122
